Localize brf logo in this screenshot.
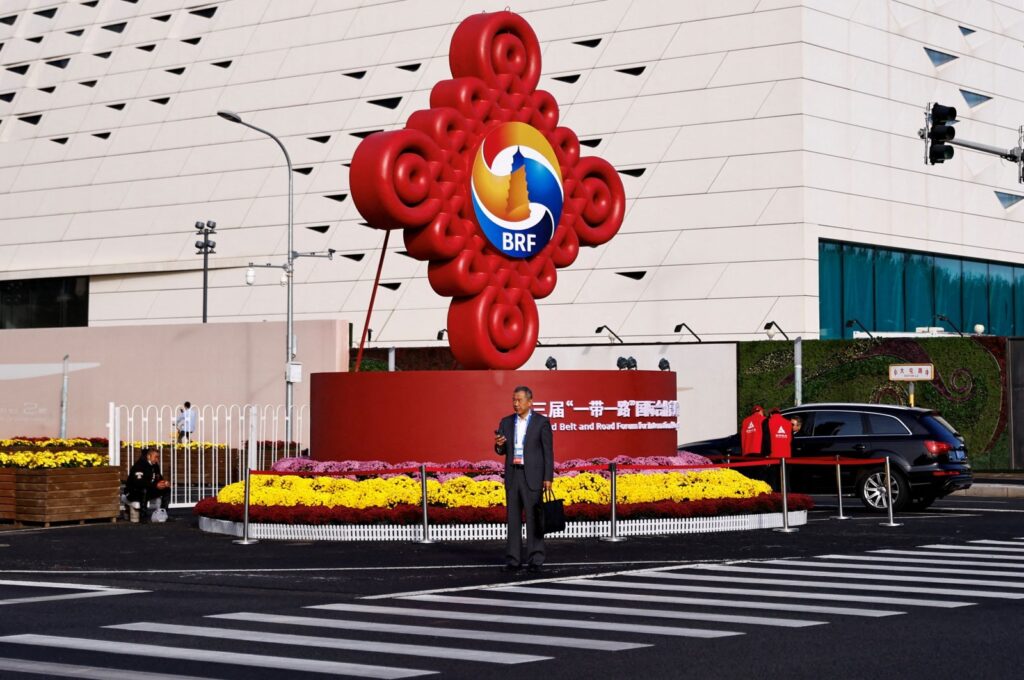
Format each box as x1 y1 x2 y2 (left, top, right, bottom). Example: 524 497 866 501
471 122 562 258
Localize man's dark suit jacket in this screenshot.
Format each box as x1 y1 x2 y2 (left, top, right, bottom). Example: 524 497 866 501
495 412 554 491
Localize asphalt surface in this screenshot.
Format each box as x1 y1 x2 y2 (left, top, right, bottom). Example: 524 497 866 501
0 495 1022 679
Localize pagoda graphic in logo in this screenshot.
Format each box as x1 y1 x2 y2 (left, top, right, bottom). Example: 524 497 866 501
350 11 625 369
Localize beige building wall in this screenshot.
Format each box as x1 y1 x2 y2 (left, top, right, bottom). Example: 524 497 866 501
0 319 349 438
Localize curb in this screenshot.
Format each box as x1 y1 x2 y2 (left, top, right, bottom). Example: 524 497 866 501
952 484 1024 498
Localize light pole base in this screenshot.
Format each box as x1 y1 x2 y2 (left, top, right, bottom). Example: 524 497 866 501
599 536 627 542
415 539 438 544
879 521 903 528
773 527 799 533
232 539 259 545
830 515 851 520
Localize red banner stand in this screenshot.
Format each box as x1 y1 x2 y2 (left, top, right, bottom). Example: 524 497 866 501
310 370 678 463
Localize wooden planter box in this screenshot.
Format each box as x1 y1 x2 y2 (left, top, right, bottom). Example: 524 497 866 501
0 468 14 521
14 467 120 526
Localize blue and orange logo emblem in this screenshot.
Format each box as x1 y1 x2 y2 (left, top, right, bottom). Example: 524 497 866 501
470 122 563 259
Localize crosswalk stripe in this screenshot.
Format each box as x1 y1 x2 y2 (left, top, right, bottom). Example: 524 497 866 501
314 601 744 637
587 577 971 607
0 634 433 678
868 550 1024 563
970 540 1024 546
108 622 548 665
0 657 220 680
495 585 901 617
827 548 1024 565
704 564 1024 589
762 560 1024 581
210 612 648 652
920 544 1024 554
633 570 1024 600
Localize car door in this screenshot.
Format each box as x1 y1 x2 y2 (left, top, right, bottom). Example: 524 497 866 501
793 409 867 492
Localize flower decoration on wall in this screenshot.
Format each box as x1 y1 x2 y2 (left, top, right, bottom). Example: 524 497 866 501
350 11 625 369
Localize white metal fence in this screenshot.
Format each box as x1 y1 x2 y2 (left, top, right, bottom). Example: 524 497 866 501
107 402 308 508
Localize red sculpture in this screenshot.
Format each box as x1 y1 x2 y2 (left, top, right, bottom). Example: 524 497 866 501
350 11 625 369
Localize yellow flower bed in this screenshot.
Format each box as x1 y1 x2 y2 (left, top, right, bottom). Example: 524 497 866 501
0 438 95 448
217 469 771 509
0 450 108 469
126 441 227 450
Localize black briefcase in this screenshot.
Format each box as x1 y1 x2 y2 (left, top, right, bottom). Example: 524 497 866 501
536 488 565 536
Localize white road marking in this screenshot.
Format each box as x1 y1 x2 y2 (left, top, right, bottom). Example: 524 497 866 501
766 560 1024 579
632 570 1024 600
0 657 219 680
0 580 146 606
0 634 433 678
587 577 970 607
313 601 745 637
971 540 1024 546
210 612 648 652
931 508 1024 513
707 563 1024 588
495 585 900 617
920 544 1024 553
868 550 1024 563
109 622 548 665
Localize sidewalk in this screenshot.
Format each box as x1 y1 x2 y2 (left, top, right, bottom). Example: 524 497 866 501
954 472 1024 498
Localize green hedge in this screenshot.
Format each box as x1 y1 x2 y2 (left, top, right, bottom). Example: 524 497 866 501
737 337 1009 470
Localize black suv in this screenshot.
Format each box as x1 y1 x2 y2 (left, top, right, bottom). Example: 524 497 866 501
680 403 972 512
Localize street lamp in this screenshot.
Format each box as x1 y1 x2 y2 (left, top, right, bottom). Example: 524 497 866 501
673 322 702 342
217 109 297 450
194 220 216 323
436 329 447 341
763 320 790 340
658 358 671 371
935 313 964 337
845 318 875 339
595 325 624 343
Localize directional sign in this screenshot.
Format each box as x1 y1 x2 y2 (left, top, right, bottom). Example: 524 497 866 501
888 364 934 381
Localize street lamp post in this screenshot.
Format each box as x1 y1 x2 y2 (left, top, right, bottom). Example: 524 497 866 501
194 220 217 323
217 110 296 450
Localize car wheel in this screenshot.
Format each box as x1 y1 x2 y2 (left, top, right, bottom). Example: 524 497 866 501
856 467 909 512
906 495 937 511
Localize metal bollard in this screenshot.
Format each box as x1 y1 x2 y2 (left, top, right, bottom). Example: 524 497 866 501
831 455 849 520
232 467 258 545
879 457 903 527
416 464 436 544
233 407 258 545
773 457 798 533
600 462 626 542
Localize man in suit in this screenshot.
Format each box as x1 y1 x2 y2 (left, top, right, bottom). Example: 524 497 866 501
494 385 554 573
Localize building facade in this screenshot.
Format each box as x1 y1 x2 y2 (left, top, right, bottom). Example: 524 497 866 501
2 0 1023 345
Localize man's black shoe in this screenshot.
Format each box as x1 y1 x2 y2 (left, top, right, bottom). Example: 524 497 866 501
527 564 542 574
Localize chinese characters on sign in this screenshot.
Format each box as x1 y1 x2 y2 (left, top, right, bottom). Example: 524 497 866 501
532 398 679 432
888 364 935 382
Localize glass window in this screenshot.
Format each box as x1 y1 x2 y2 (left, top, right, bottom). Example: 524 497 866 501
818 241 843 339
1015 267 1024 336
874 249 905 332
905 253 934 331
962 260 988 332
868 414 909 435
989 264 1013 336
842 245 874 339
0 277 88 329
934 256 962 332
810 411 864 437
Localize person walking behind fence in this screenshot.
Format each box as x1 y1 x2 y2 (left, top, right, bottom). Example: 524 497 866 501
494 385 554 574
126 448 171 523
175 401 196 444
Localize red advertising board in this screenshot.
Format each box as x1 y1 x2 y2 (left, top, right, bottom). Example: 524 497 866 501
310 370 678 463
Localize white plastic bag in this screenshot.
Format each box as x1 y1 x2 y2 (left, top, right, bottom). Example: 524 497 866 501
151 508 168 523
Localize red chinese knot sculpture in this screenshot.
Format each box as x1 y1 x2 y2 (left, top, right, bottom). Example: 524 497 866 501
350 11 625 369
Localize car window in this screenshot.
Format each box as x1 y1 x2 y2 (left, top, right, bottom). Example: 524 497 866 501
788 412 812 437
810 411 864 437
867 414 909 435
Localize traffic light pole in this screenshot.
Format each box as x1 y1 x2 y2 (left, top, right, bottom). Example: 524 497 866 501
947 137 1022 163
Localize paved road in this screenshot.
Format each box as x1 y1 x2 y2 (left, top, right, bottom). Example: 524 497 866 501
0 496 1021 679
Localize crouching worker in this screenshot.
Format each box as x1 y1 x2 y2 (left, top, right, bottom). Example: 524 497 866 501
126 448 171 523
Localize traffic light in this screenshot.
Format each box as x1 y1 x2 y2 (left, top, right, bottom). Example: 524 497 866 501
928 103 957 164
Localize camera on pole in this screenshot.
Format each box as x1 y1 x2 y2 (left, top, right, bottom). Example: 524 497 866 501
926 103 956 165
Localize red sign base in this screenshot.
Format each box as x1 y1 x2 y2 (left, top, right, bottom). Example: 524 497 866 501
310 370 678 463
